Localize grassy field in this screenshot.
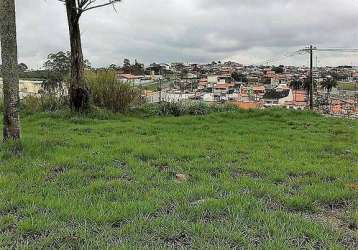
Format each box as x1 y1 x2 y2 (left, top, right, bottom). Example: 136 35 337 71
337 82 357 91
0 109 357 249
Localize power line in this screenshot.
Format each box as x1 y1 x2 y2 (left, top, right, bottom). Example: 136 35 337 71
252 47 358 67
254 49 306 66
300 47 358 53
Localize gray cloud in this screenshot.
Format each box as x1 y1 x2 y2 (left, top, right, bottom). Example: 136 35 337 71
2 0 358 68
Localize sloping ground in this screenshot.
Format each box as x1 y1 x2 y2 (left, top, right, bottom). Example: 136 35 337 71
0 109 357 249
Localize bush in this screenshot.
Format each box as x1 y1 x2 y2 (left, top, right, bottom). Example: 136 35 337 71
86 70 141 113
20 94 68 114
0 98 3 113
159 102 188 116
136 101 239 117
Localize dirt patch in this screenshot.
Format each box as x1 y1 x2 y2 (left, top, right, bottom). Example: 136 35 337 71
45 165 67 182
159 165 170 172
261 197 285 211
106 173 134 182
113 160 128 168
324 200 351 211
73 127 93 134
47 235 85 249
321 176 337 183
111 219 130 228
199 209 228 224
346 183 358 190
289 234 326 249
209 168 223 178
303 201 356 233
340 234 358 250
232 168 262 180
164 232 192 249
287 171 316 179
150 203 178 219
287 184 303 196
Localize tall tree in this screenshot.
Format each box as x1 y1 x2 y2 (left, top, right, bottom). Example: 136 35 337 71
289 79 303 90
122 58 131 73
0 0 21 141
321 77 337 94
58 0 121 111
18 63 28 73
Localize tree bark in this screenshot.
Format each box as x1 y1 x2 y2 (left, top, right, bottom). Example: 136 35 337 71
65 0 90 111
0 0 21 141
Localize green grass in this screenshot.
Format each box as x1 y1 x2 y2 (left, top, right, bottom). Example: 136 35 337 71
143 83 159 91
337 82 358 91
0 109 357 249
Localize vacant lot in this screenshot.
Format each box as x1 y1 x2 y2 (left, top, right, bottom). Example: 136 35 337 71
0 109 357 249
338 82 357 91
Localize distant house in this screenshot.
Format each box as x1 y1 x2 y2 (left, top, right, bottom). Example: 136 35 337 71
265 70 276 78
118 73 141 82
352 72 358 81
263 88 292 107
198 79 208 90
214 83 235 92
292 90 308 108
239 85 265 102
271 74 289 87
233 101 262 110
330 98 358 117
0 78 43 99
207 75 232 84
118 74 154 85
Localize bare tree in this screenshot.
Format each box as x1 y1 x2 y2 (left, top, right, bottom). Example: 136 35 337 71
0 0 21 141
58 0 121 111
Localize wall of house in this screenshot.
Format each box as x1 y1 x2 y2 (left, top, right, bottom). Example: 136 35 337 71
278 90 293 105
0 78 42 99
207 76 218 84
233 101 261 110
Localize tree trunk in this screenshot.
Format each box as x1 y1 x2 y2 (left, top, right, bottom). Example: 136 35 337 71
65 0 90 112
0 0 21 141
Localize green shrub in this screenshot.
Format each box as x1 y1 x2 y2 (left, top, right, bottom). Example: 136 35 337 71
21 94 68 114
135 101 239 117
86 70 141 113
0 98 3 112
159 101 187 116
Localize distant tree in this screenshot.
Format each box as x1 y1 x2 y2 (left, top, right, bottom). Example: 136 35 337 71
58 0 121 111
290 79 303 90
321 77 337 93
131 59 144 75
44 51 90 79
43 51 90 94
122 58 131 73
0 0 21 141
18 63 28 73
263 77 271 85
108 64 119 70
191 64 199 72
1 63 29 76
146 63 163 75
303 77 317 94
44 51 71 78
231 72 241 82
272 66 284 74
181 68 189 78
231 72 247 83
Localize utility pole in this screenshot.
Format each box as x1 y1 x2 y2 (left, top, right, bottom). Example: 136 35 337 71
309 45 314 110
159 68 162 103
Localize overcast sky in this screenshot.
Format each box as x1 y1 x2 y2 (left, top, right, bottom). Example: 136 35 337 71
6 0 358 68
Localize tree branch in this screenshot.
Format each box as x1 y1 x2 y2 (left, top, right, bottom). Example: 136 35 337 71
58 0 121 16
